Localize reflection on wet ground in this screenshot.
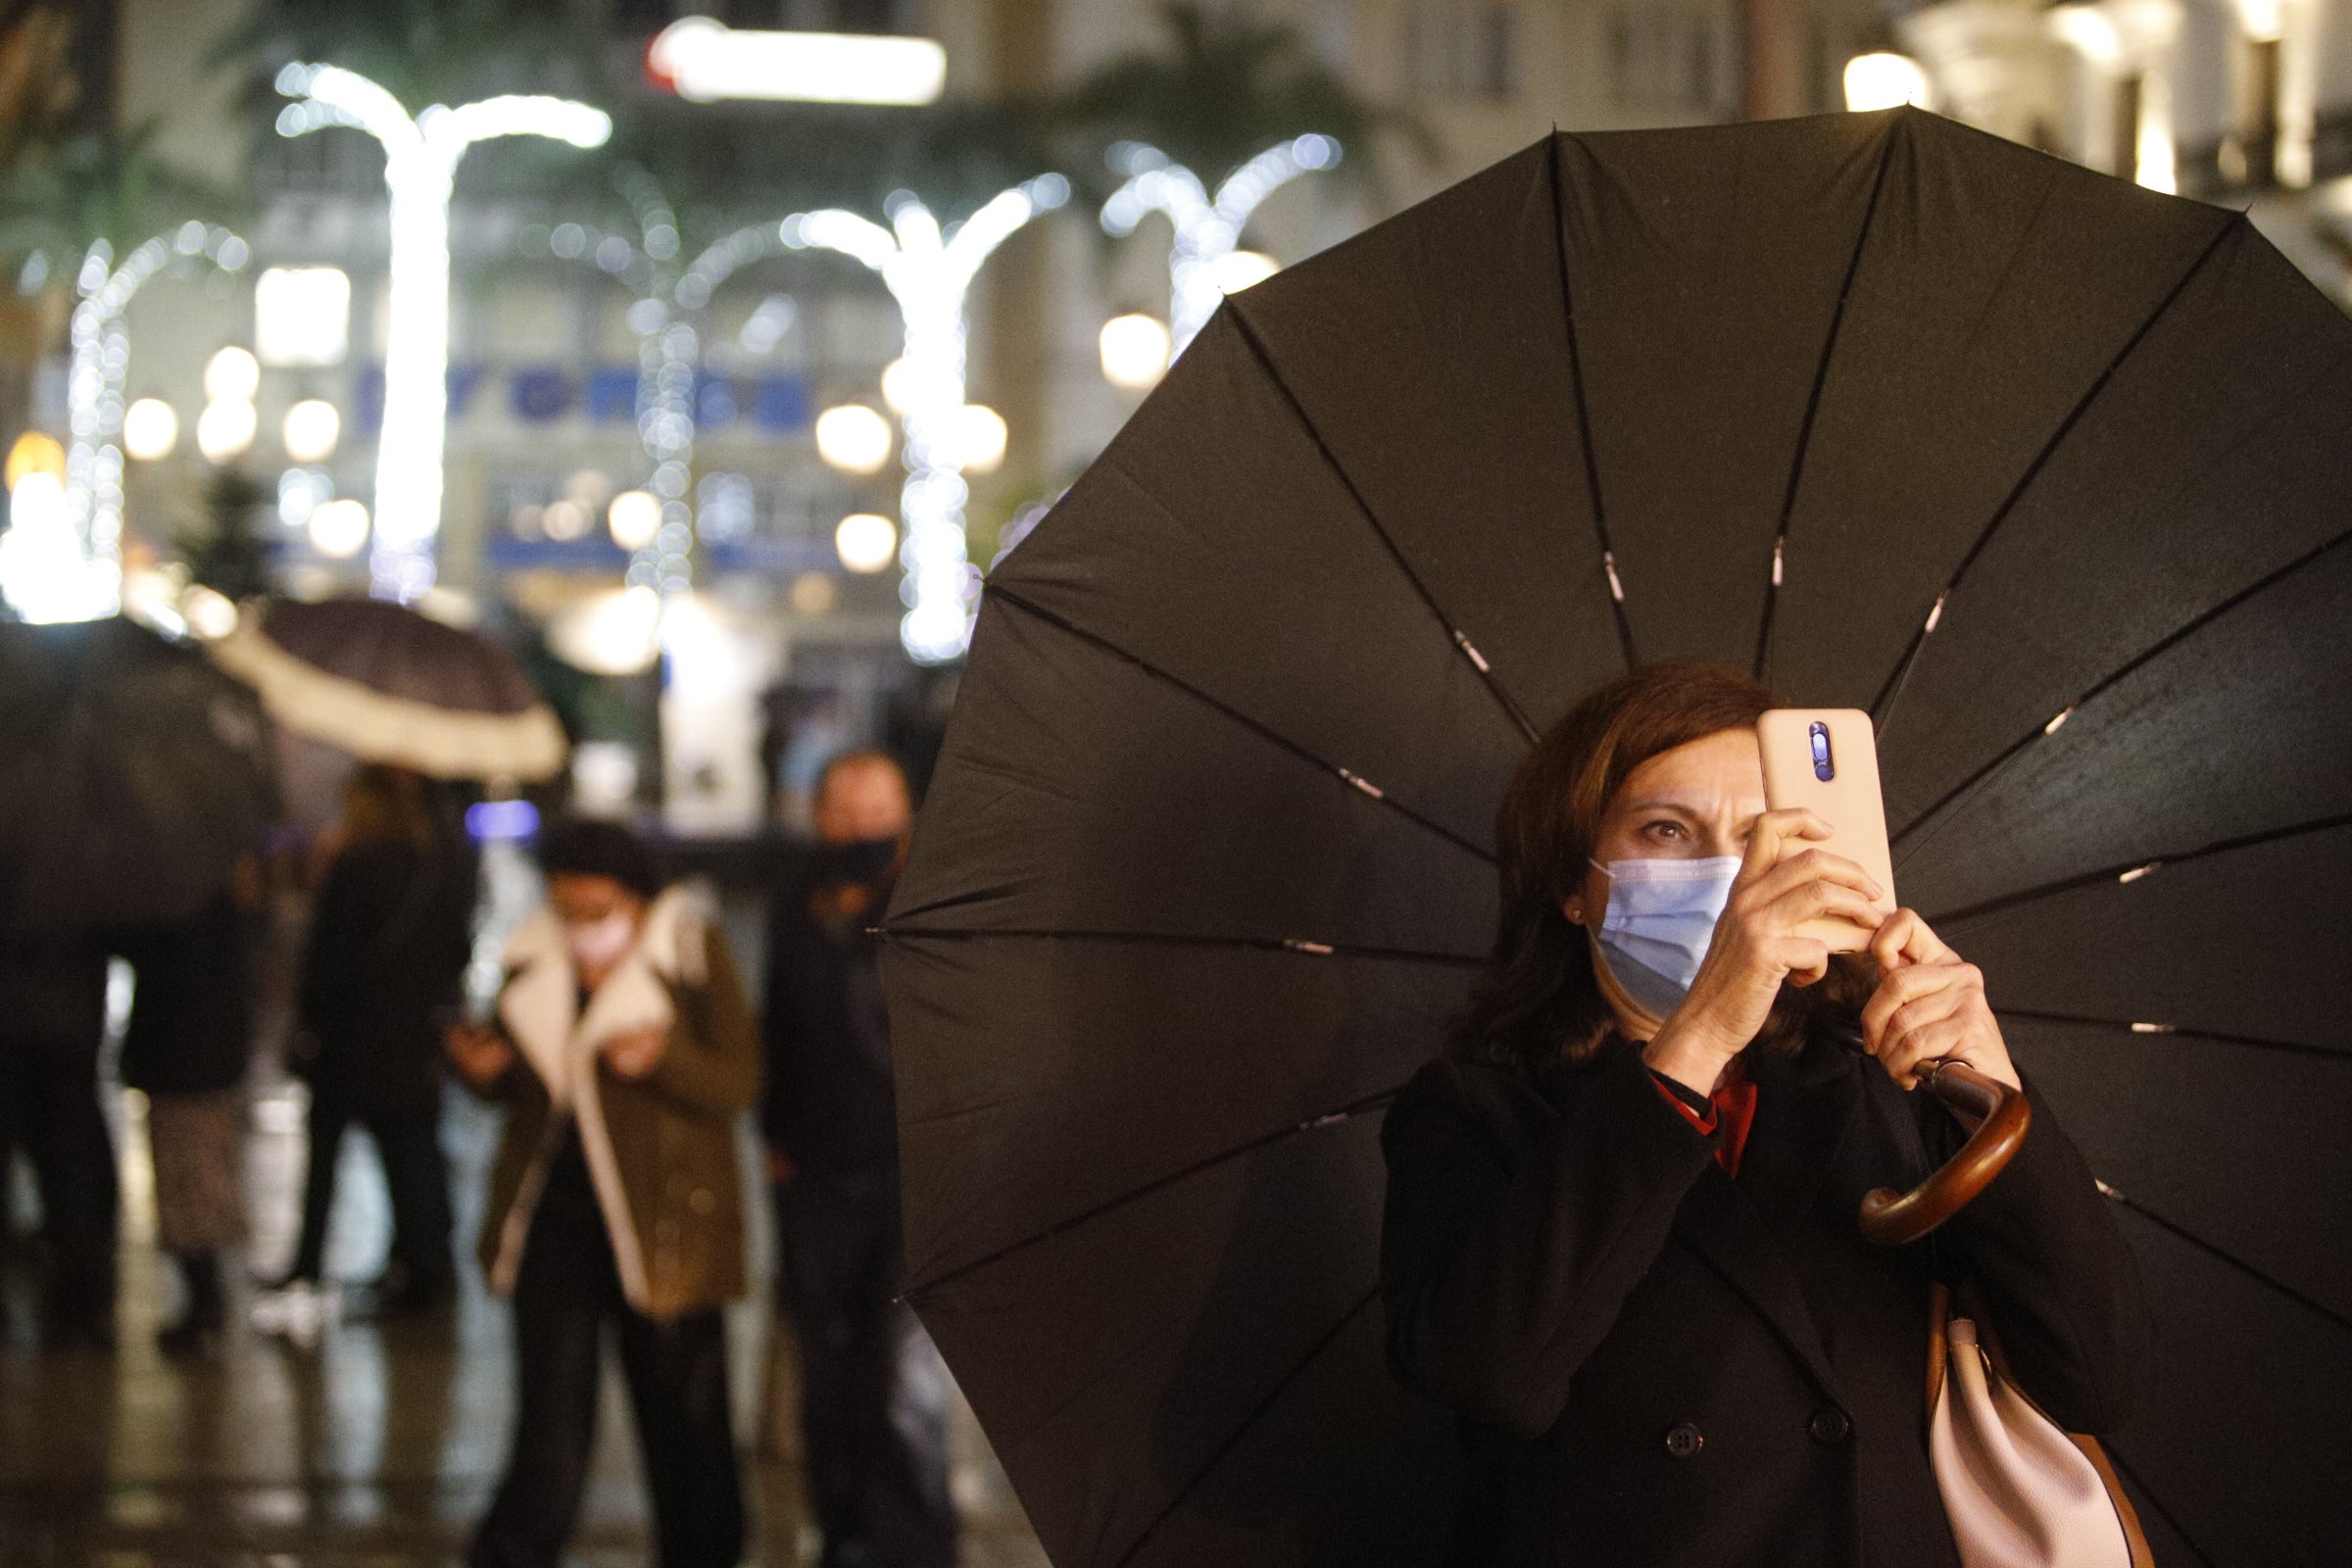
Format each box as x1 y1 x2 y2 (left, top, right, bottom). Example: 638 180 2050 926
0 1080 1050 1567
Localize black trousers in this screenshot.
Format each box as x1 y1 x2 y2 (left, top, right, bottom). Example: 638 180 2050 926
471 1142 745 1568
288 1084 452 1293
0 1023 118 1321
774 1167 957 1568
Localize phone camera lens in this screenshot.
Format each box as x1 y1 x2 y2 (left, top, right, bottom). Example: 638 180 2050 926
1808 721 1836 782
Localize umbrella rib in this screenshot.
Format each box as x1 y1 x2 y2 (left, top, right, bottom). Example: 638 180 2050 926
1752 127 1899 682
1218 304 1541 744
1996 1007 2348 1065
2103 1181 2352 1337
1547 131 1639 674
985 584 1497 865
1919 809 2352 928
2102 1448 2222 1568
877 925 1484 968
902 1087 1404 1300
1107 1283 1383 1568
1888 522 2352 858
1871 215 2246 734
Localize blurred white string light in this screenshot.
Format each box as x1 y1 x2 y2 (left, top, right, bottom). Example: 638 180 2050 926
532 178 808 597
276 63 610 600
1101 134 1337 358
783 174 1068 662
19 224 249 621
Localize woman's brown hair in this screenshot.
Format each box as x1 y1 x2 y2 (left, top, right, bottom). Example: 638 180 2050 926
341 764 436 850
1447 660 1870 1077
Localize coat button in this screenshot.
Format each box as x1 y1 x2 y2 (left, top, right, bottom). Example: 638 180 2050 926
689 1188 716 1214
1809 1406 1852 1445
1662 1422 1704 1460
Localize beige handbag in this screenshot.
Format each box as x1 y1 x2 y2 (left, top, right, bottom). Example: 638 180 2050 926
1858 1060 2155 1568
1927 1280 2154 1568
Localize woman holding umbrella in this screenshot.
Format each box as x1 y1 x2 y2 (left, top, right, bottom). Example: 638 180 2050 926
1380 662 2147 1565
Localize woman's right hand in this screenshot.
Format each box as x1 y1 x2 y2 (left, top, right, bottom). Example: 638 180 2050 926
1642 808 1884 1094
445 1022 514 1090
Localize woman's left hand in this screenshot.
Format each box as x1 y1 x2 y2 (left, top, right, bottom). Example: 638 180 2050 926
1860 908 2022 1093
603 1026 668 1080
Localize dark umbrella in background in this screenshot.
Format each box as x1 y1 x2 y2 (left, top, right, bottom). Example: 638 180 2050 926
0 616 276 934
209 597 568 783
881 108 2352 1566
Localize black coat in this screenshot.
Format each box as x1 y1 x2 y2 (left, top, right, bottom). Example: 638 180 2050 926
297 839 475 1109
0 937 108 1051
119 892 252 1096
761 871 899 1176
1380 1033 2147 1568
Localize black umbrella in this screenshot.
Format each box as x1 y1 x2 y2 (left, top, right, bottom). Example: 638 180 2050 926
881 108 2352 1566
210 597 567 782
0 616 276 934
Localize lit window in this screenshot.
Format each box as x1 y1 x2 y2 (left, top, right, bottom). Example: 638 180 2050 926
255 267 352 367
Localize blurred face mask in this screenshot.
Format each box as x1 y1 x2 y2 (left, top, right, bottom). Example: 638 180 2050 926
810 833 902 889
1586 855 1743 1020
564 909 638 970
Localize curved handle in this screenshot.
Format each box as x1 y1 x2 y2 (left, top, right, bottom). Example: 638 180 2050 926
1859 1058 2031 1246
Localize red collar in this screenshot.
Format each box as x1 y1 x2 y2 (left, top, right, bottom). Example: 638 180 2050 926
1651 1055 1760 1178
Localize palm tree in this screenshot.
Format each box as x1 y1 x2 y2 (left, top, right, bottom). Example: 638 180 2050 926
1054 3 1435 201
210 0 613 122
0 127 226 283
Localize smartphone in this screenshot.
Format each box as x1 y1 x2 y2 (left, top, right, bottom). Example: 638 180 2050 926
1756 709 1897 952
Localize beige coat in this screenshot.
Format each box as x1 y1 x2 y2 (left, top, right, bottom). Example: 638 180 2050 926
474 886 760 1320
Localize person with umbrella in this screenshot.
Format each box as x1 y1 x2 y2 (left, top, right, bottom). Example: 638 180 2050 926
275 764 476 1314
1378 662 2146 1565
445 818 758 1568
1 614 276 1350
881 109 2350 1562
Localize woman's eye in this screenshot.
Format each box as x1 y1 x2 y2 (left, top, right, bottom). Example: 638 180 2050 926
1644 820 1683 840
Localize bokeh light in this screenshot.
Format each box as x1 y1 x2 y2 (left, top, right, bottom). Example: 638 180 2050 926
835 513 897 573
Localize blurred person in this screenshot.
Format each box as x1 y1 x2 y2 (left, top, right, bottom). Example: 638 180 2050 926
274 765 474 1314
0 935 118 1348
764 751 957 1568
447 818 757 1568
118 864 262 1356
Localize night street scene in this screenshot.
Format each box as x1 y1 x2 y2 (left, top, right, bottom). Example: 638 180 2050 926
1 1 2346 1565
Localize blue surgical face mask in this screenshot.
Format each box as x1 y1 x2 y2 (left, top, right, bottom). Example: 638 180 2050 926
1586 855 1743 1020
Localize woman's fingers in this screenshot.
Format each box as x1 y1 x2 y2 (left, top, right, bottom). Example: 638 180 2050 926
1763 878 1886 937
1881 1013 1970 1089
1869 907 1951 973
1740 808 1837 881
1868 980 1969 1059
1770 934 1834 987
1737 846 1885 913
1861 958 1971 1053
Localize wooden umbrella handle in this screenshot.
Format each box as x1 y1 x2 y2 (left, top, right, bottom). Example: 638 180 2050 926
1859 1058 2032 1246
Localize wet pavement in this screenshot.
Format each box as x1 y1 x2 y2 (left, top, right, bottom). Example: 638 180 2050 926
0 1076 1051 1567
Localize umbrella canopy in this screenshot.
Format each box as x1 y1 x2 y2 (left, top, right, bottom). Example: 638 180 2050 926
211 597 567 782
0 616 276 934
881 107 2352 1567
